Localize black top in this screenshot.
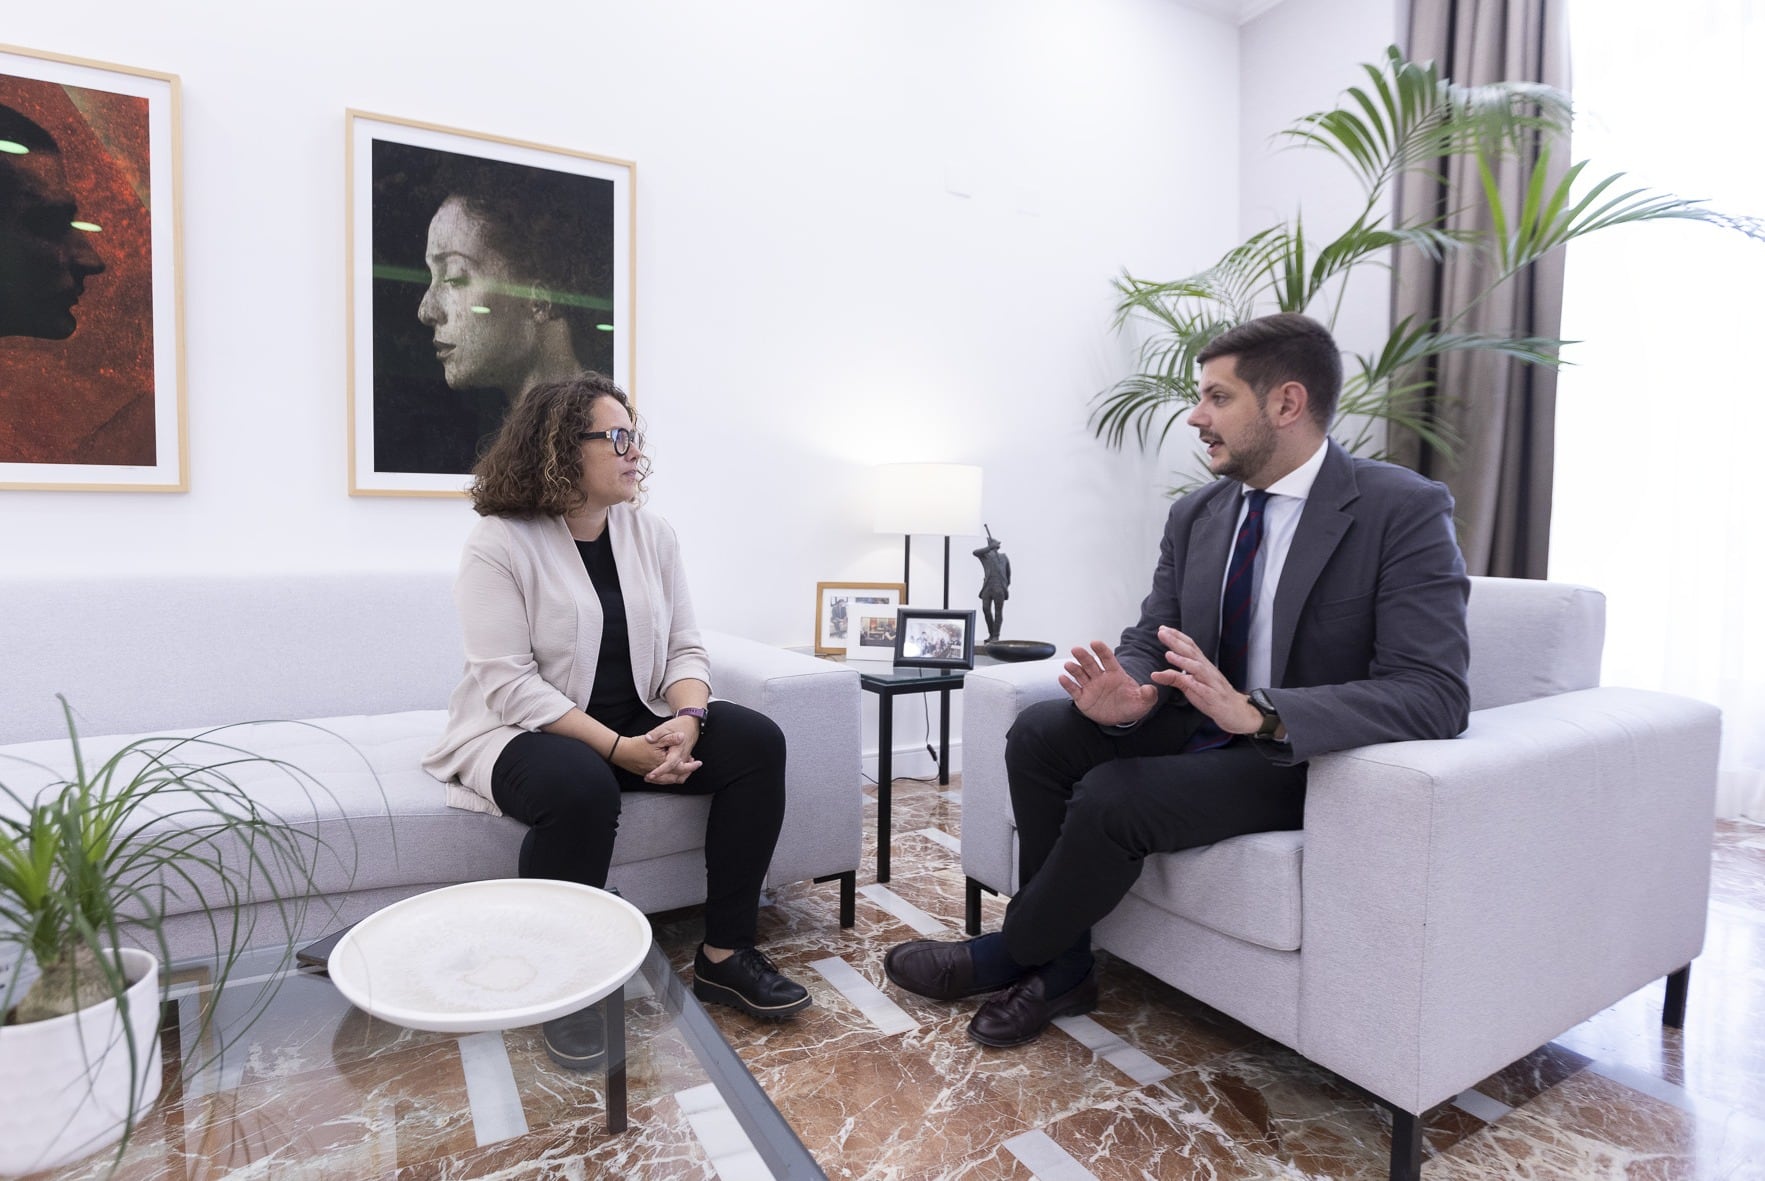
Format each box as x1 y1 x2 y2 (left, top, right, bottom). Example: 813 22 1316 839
575 530 643 711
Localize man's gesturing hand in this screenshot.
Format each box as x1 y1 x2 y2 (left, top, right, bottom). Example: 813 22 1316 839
1059 641 1157 726
1149 625 1263 735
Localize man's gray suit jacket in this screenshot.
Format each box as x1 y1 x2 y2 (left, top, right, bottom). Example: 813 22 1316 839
1116 439 1472 765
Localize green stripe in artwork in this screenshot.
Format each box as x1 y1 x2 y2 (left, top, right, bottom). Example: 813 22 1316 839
370 263 613 312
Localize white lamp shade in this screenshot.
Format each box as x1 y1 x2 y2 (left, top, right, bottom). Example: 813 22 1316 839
872 464 983 536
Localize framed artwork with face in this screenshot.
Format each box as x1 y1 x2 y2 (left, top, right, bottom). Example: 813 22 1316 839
346 112 634 496
0 44 186 492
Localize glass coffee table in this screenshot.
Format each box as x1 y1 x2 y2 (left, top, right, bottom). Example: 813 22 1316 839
36 936 826 1180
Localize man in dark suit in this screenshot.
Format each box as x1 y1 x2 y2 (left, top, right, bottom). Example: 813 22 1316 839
885 313 1471 1047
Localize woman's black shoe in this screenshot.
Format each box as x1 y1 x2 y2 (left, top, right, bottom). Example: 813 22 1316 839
541 1004 606 1070
692 945 812 1019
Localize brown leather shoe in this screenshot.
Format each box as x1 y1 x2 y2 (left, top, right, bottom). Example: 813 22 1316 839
967 968 1099 1047
884 939 1001 1001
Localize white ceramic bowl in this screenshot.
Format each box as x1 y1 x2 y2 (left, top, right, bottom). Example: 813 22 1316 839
328 879 652 1033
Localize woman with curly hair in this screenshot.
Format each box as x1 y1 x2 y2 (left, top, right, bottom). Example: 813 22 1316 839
423 374 810 1069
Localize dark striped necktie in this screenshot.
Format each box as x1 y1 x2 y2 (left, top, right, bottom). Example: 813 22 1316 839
1218 489 1271 690
1185 488 1271 752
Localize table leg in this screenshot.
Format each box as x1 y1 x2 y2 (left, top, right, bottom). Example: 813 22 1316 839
938 688 952 786
877 691 893 883
604 982 627 1134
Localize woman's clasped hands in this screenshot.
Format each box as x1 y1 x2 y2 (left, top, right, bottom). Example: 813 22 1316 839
609 715 703 785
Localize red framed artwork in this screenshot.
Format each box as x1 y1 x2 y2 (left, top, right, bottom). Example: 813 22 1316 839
0 44 185 491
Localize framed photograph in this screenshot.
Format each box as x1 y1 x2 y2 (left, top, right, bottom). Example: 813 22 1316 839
0 45 186 491
814 581 904 656
895 608 977 670
346 111 634 496
846 606 900 664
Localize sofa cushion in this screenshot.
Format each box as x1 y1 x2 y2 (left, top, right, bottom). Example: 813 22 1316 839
0 573 464 746
0 710 714 919
1465 577 1604 711
1130 829 1304 951
2 712 506 901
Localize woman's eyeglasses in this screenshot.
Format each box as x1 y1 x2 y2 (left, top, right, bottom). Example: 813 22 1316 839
579 428 644 456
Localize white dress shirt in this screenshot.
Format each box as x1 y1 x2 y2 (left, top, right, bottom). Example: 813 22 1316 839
1224 439 1328 692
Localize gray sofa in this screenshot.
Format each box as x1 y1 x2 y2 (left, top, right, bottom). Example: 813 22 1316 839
959 576 1720 1180
0 572 862 960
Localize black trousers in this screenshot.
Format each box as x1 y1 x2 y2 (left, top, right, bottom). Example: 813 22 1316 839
490 699 786 949
1000 697 1307 966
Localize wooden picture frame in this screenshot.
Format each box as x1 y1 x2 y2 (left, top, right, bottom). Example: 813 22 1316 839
894 607 977 669
346 111 634 496
0 44 186 491
814 581 904 656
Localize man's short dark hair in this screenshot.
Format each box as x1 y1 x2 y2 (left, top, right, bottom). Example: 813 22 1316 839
1196 313 1342 429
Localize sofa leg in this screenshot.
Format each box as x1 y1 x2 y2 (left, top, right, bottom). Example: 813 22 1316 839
965 877 998 936
1388 1109 1423 1181
1663 963 1691 1028
815 871 857 928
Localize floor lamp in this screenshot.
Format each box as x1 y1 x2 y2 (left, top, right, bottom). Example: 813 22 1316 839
872 463 983 608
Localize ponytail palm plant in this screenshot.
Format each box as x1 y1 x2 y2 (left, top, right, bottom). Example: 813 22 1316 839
1 704 334 1015
1 698 360 1172
1092 45 1752 475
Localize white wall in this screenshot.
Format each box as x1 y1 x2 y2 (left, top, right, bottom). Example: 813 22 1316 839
2 0 1243 662
1238 0 1400 362
6 1 1409 777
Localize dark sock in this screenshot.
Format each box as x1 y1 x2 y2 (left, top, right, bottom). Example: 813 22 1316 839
1035 940 1095 996
967 932 1029 990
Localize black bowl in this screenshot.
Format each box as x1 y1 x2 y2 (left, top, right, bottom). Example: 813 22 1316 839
984 640 1057 662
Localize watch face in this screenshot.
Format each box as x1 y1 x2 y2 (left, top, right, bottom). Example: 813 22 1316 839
1249 691 1280 737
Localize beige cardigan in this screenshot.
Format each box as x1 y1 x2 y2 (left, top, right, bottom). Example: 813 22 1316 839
421 505 711 814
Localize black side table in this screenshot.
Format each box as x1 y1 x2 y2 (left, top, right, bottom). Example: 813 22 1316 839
856 663 969 882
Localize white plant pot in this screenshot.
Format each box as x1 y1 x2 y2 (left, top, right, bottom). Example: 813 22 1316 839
0 946 164 1175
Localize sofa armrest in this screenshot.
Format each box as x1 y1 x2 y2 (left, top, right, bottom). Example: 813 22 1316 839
1297 685 1720 1114
960 658 1068 893
703 631 863 886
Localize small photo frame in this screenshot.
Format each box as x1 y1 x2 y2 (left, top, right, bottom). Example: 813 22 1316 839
814 581 904 656
846 605 900 664
895 608 977 670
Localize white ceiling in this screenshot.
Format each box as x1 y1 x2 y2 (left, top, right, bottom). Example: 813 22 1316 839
1175 0 1293 25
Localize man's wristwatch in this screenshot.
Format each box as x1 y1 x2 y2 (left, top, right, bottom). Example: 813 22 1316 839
675 707 708 733
1247 689 1283 741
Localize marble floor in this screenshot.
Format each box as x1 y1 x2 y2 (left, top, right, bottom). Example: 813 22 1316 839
650 776 1765 1181
25 778 1761 1180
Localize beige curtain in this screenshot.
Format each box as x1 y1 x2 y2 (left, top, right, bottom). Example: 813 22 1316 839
1390 1 1570 578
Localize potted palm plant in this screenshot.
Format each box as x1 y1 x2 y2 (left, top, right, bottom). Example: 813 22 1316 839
1091 45 1757 480
0 698 352 1175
